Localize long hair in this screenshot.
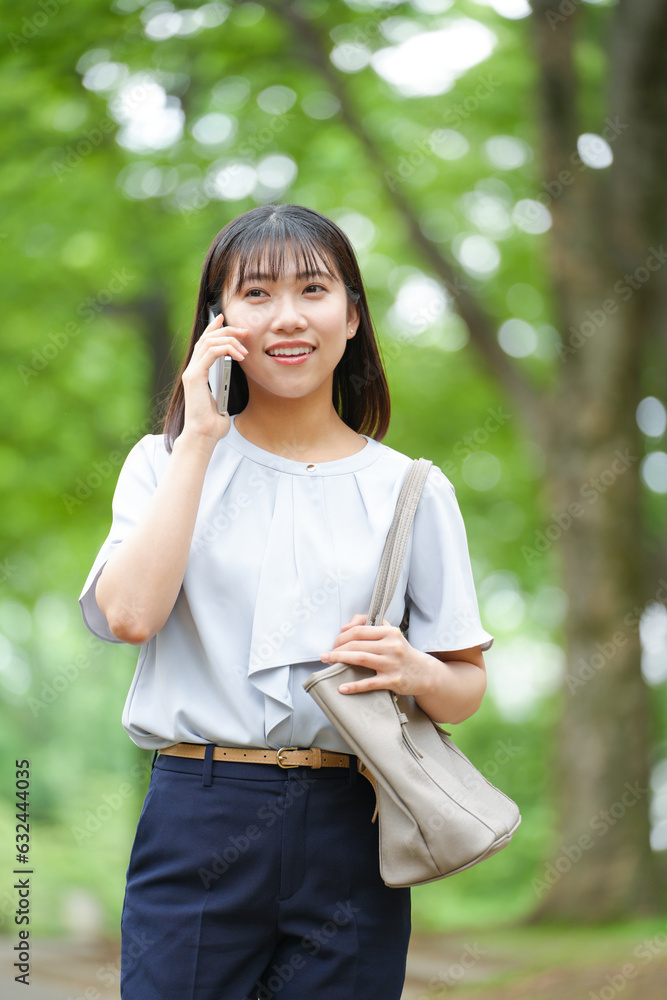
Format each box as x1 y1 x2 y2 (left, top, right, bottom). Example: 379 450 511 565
161 204 390 451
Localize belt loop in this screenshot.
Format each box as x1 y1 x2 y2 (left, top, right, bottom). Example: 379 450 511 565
202 743 215 787
348 754 358 787
151 749 159 771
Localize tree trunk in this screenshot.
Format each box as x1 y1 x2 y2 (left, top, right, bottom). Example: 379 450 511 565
529 298 658 920
137 292 176 428
522 0 667 920
103 291 175 428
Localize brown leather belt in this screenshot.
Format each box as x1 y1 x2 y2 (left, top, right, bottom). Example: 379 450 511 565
158 743 379 821
159 743 352 769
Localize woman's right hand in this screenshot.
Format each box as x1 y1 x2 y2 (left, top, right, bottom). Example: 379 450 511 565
181 313 250 443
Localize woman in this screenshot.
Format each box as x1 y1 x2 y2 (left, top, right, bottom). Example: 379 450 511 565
78 203 493 1000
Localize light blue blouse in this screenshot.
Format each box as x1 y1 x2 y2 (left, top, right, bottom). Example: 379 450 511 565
78 415 494 752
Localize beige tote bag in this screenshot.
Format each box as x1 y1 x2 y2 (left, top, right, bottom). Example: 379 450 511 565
303 458 521 888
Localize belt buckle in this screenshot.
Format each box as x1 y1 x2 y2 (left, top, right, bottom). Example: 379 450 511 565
276 746 300 768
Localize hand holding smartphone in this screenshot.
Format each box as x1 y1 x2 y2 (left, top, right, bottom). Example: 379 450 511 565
207 306 232 415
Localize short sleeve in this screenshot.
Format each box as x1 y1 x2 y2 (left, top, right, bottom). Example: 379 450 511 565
78 435 159 643
405 465 494 654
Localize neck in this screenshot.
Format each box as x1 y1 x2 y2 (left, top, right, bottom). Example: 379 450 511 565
234 382 351 460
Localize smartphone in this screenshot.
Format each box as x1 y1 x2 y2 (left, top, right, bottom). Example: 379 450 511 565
207 306 232 415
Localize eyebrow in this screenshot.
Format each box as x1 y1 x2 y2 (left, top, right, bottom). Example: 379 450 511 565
240 269 334 283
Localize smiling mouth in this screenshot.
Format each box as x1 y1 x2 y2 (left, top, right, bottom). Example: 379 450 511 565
265 346 315 366
266 346 315 357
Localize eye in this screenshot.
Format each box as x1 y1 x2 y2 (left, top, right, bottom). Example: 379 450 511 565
245 288 267 298
304 283 326 294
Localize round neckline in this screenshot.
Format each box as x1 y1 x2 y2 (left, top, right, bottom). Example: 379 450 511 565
224 413 381 476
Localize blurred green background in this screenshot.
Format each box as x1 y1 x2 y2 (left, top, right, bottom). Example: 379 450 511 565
1 0 667 993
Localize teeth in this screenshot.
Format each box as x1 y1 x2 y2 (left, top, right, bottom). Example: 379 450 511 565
267 346 314 356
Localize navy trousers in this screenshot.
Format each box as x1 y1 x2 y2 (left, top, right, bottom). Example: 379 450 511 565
120 746 411 1000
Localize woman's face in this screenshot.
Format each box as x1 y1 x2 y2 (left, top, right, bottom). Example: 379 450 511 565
219 246 359 402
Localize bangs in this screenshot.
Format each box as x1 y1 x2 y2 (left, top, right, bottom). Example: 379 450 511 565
222 221 340 296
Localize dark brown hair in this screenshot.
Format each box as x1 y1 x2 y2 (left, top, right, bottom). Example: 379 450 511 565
161 204 390 451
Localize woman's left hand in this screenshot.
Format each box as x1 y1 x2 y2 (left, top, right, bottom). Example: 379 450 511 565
320 613 435 698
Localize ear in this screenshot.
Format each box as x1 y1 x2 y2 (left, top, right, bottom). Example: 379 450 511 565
346 302 360 340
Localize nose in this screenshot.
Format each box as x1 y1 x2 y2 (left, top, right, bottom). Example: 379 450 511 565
269 293 308 334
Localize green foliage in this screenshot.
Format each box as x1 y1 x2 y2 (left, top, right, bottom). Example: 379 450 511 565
0 0 664 935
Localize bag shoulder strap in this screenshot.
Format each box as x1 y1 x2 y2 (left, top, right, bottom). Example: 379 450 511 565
366 457 432 626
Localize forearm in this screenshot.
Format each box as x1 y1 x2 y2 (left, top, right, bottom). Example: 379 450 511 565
413 651 487 725
95 429 217 644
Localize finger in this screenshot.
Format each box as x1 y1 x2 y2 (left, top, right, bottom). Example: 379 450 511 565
323 638 364 658
331 625 392 647
199 329 250 347
321 649 392 672
339 676 396 695
200 339 249 362
196 347 246 366
339 614 368 631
